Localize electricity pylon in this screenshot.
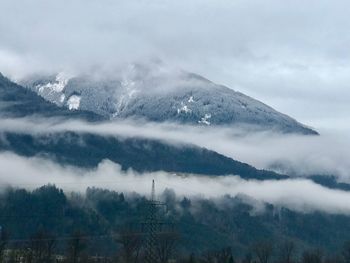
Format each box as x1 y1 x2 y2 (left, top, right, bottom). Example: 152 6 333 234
144 180 166 263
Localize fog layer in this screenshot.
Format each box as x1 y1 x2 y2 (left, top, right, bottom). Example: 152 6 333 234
0 117 349 181
0 151 350 215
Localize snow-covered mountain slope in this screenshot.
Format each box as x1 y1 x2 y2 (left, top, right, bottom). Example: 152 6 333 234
20 63 317 134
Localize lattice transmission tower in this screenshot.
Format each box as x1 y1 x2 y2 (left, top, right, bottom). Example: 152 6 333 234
144 180 166 263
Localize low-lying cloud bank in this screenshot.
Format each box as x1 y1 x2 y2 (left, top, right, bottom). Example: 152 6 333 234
1 117 350 181
0 151 350 215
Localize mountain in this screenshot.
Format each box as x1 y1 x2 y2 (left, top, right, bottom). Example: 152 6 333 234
20 63 318 134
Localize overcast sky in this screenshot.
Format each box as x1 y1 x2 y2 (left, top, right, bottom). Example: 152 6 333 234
0 0 349 128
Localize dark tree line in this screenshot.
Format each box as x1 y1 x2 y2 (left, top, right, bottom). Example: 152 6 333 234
175 241 350 263
0 226 179 263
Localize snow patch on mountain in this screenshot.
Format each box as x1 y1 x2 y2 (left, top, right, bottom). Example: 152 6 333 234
67 95 81 110
177 103 192 114
22 72 72 107
60 94 65 103
199 114 211 125
115 73 139 115
36 73 69 93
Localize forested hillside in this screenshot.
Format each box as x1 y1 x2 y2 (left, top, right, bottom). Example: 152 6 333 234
1 185 350 262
